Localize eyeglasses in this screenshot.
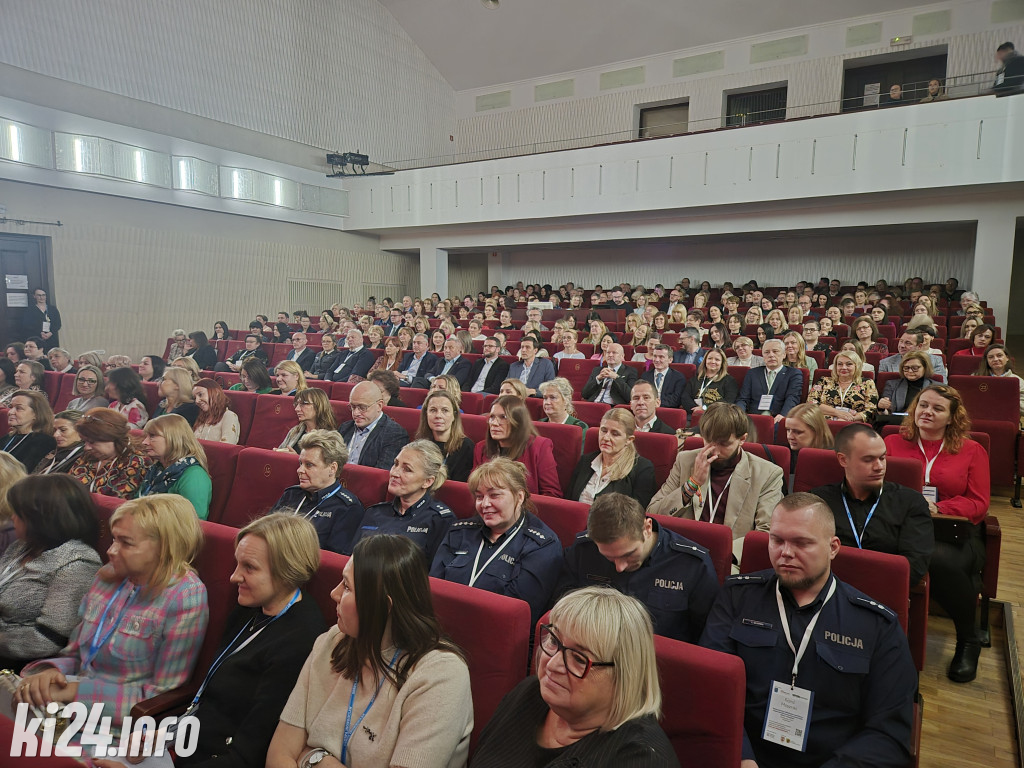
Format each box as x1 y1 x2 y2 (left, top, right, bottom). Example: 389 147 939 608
349 402 378 413
78 378 99 384
487 413 508 422
539 625 614 679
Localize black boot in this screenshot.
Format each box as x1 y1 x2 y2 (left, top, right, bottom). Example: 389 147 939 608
947 640 981 683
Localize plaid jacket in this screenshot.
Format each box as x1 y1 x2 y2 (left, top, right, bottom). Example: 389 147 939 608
24 569 208 730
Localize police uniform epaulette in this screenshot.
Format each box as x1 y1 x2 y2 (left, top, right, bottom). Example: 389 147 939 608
848 592 898 622
450 518 481 529
434 502 454 517
574 531 591 542
524 527 553 544
724 573 767 586
336 488 357 505
669 540 710 558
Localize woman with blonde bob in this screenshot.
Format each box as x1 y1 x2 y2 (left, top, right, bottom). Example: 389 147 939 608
498 377 529 400
471 586 676 767
807 350 878 422
272 360 308 396
139 414 212 520
151 365 200 426
567 409 655 507
15 495 208 738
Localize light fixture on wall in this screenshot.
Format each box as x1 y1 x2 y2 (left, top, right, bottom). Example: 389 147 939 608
482 0 499 8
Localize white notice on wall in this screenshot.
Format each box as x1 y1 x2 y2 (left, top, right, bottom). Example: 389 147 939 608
863 83 881 107
5 275 28 290
6 292 27 307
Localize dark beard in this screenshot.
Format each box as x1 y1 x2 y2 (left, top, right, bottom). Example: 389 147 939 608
710 445 742 470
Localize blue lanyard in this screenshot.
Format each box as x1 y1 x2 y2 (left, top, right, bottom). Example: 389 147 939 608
185 588 301 715
296 484 343 519
342 648 401 764
84 580 140 672
841 486 883 549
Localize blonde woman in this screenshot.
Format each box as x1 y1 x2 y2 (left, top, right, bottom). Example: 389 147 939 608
807 350 878 422
583 319 608 346
731 336 765 368
170 355 202 385
765 309 788 336
567 409 655 507
139 414 212 519
743 306 764 328
554 330 585 361
152 366 199 426
271 360 307 396
782 331 817 373
498 377 529 400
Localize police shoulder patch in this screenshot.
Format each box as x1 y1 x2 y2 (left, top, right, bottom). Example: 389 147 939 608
724 573 767 587
450 518 481 529
849 593 898 622
433 502 454 518
337 489 358 505
669 539 710 559
524 527 553 544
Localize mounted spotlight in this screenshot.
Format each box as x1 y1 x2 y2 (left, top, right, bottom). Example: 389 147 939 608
327 151 370 175
482 0 499 8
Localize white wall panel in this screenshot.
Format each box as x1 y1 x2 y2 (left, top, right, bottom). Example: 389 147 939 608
0 179 416 360
0 0 455 164
499 229 976 292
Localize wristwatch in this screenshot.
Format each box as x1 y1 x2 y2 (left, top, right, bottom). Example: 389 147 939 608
301 748 332 768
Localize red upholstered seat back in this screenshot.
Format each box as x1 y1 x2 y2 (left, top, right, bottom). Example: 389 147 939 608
222 390 258 444
331 381 356 401
341 464 390 508
221 448 299 528
55 374 77 411
43 370 62 404
198 440 245 523
142 381 161 414
740 531 910 632
651 515 733 584
583 429 678 487
246 394 298 449
532 495 589 547
433 480 476 519
193 521 243 676
556 358 600 399
382 405 421 441
460 391 485 414
949 375 1019 425
398 387 428 408
431 577 531 753
91 492 125 558
533 421 583 495
571 400 611 427
461 414 489 443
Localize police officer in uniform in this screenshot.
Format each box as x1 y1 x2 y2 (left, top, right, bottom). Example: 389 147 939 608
700 493 916 768
354 440 455 562
431 457 562 626
556 492 719 643
271 430 364 554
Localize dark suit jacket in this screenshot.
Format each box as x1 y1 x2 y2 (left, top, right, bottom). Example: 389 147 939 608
433 356 473 387
507 358 556 395
338 414 410 470
736 365 802 417
639 418 676 435
641 367 686 409
679 375 740 411
227 347 269 366
326 347 374 382
399 351 440 385
188 346 219 371
283 347 316 371
581 363 638 405
462 357 510 394
567 451 657 508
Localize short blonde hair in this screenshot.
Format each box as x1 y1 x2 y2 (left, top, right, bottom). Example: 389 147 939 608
171 356 201 383
546 586 661 730
161 367 196 403
110 494 204 597
398 439 448 493
144 414 208 471
0 452 27 522
274 360 308 392
236 513 320 592
298 429 349 475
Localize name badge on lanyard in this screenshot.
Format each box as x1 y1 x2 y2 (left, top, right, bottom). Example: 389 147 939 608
917 438 943 504
763 578 837 752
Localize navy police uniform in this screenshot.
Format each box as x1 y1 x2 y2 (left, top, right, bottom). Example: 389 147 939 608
700 570 915 768
354 492 455 562
273 481 364 555
555 519 719 643
430 512 562 626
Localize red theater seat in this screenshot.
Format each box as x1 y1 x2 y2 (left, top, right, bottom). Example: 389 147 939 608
571 400 610 427
341 464 391 508
223 390 258 444
245 394 299 450
433 480 476 519
382 405 421 441
792 448 924 494
556 358 600 399
221 448 299 528
532 495 589 547
533 421 583 495
198 440 244 524
583 429 677 487
651 515 733 584
54 374 76 411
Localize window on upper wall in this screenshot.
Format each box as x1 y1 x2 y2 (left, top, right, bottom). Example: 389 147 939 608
638 102 689 138
842 50 948 111
724 85 788 128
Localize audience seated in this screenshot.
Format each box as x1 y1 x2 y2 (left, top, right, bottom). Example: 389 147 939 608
186 331 219 371
879 330 947 379
308 332 340 379
105 366 150 428
735 339 801 422
640 344 685 408
215 333 268 373
69 409 150 499
567 409 655 507
474 395 561 497
139 414 213 519
629 379 676 434
272 430 365 555
416 390 474 483
507 336 555 397
807 349 878 423
191 377 241 444
151 366 200 426
325 329 375 382
277 388 338 453
338 381 410 470
2 390 57 472
974 343 1024 418
784 403 833 473
581 342 636 405
681 348 738 411
431 457 561 627
556 493 718 643
648 402 783 567
230 357 274 394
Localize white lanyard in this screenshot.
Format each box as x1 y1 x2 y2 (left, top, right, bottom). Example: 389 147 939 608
2 433 28 454
706 474 734 521
44 445 83 475
696 377 713 399
837 382 855 406
775 578 837 686
916 438 944 485
469 515 526 587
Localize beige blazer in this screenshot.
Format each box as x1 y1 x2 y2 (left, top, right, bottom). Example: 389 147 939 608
647 448 783 566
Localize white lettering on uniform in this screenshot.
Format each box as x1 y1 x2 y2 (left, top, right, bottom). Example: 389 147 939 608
654 578 686 591
824 630 864 649
406 526 429 534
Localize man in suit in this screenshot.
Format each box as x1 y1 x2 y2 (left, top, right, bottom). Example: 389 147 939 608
648 402 783 565
381 306 404 337
430 337 472 388
279 332 316 373
581 343 637 405
463 336 509 394
878 330 947 379
629 379 676 434
673 328 706 366
735 339 802 423
507 336 555 396
399 333 440 388
338 381 409 470
215 333 269 372
641 344 685 409
326 328 374 382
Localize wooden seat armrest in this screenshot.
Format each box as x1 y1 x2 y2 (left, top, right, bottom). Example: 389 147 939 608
130 684 198 719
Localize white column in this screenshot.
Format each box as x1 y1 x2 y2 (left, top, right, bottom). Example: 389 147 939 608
487 251 508 291
420 247 449 299
971 205 1017 329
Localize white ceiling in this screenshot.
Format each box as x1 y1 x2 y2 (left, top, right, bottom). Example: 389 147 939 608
376 0 932 90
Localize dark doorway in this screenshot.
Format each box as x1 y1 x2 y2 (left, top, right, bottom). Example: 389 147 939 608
0 234 52 346
724 86 788 128
843 53 948 111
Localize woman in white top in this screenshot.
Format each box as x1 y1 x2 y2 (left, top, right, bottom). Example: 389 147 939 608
553 330 585 362
191 378 241 444
730 336 764 368
67 365 109 413
840 340 875 374
267 534 472 768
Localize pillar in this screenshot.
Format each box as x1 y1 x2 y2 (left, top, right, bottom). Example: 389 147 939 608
971 205 1017 329
420 247 448 299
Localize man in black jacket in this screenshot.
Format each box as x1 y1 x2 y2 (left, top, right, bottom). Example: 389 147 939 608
215 334 269 372
463 336 509 394
581 343 637 405
629 380 676 434
993 41 1024 94
337 381 409 470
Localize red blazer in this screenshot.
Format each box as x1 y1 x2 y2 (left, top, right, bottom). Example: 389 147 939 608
473 436 562 498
